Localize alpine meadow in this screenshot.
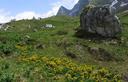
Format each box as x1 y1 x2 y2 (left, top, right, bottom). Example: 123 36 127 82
0 0 128 82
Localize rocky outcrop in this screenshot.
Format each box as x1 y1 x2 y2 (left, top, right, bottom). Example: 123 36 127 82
69 0 89 16
79 6 122 38
57 0 89 16
88 47 116 61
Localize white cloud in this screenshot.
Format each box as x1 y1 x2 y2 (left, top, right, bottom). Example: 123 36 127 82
41 3 59 18
57 0 79 9
15 11 42 20
0 10 41 23
0 9 13 23
0 0 79 23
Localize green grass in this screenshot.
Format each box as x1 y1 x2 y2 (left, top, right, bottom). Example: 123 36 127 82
0 15 128 81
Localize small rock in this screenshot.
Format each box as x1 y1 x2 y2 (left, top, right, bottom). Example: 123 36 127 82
109 40 118 45
42 24 55 28
25 35 30 39
64 51 77 58
123 73 128 82
35 44 45 49
88 47 115 61
33 29 38 32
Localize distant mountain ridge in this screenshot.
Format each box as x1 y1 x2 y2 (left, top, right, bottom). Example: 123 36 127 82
57 0 128 16
57 6 70 16
57 0 89 16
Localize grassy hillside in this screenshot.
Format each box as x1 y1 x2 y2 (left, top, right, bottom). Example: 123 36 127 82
0 15 128 82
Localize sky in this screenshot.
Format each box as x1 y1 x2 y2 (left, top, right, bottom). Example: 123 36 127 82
0 0 79 23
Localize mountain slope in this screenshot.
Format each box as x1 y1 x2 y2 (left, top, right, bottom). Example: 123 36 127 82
57 0 128 16
57 0 89 16
57 6 70 16
90 0 128 12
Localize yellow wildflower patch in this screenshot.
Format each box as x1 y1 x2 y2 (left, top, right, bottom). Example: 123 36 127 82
18 55 121 82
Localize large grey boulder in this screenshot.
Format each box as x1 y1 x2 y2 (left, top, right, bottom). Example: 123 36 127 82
80 6 122 38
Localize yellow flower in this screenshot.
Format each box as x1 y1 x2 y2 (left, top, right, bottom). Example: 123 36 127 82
41 57 49 62
15 45 27 51
29 55 38 61
65 73 72 79
47 61 57 67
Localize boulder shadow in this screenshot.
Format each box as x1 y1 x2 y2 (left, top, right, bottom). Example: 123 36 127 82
74 28 121 41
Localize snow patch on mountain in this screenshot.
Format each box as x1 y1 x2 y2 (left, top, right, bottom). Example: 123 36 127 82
120 2 128 7
110 0 118 9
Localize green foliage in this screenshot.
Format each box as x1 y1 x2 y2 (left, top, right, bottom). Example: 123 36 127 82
0 55 121 82
0 42 15 56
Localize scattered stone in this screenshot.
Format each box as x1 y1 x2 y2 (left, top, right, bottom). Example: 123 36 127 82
79 6 122 38
88 47 115 61
35 43 45 49
42 24 55 28
25 35 30 39
0 24 11 31
33 29 38 32
104 40 118 45
75 45 83 51
28 24 31 29
109 40 118 45
123 73 128 82
64 50 77 58
22 35 37 45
